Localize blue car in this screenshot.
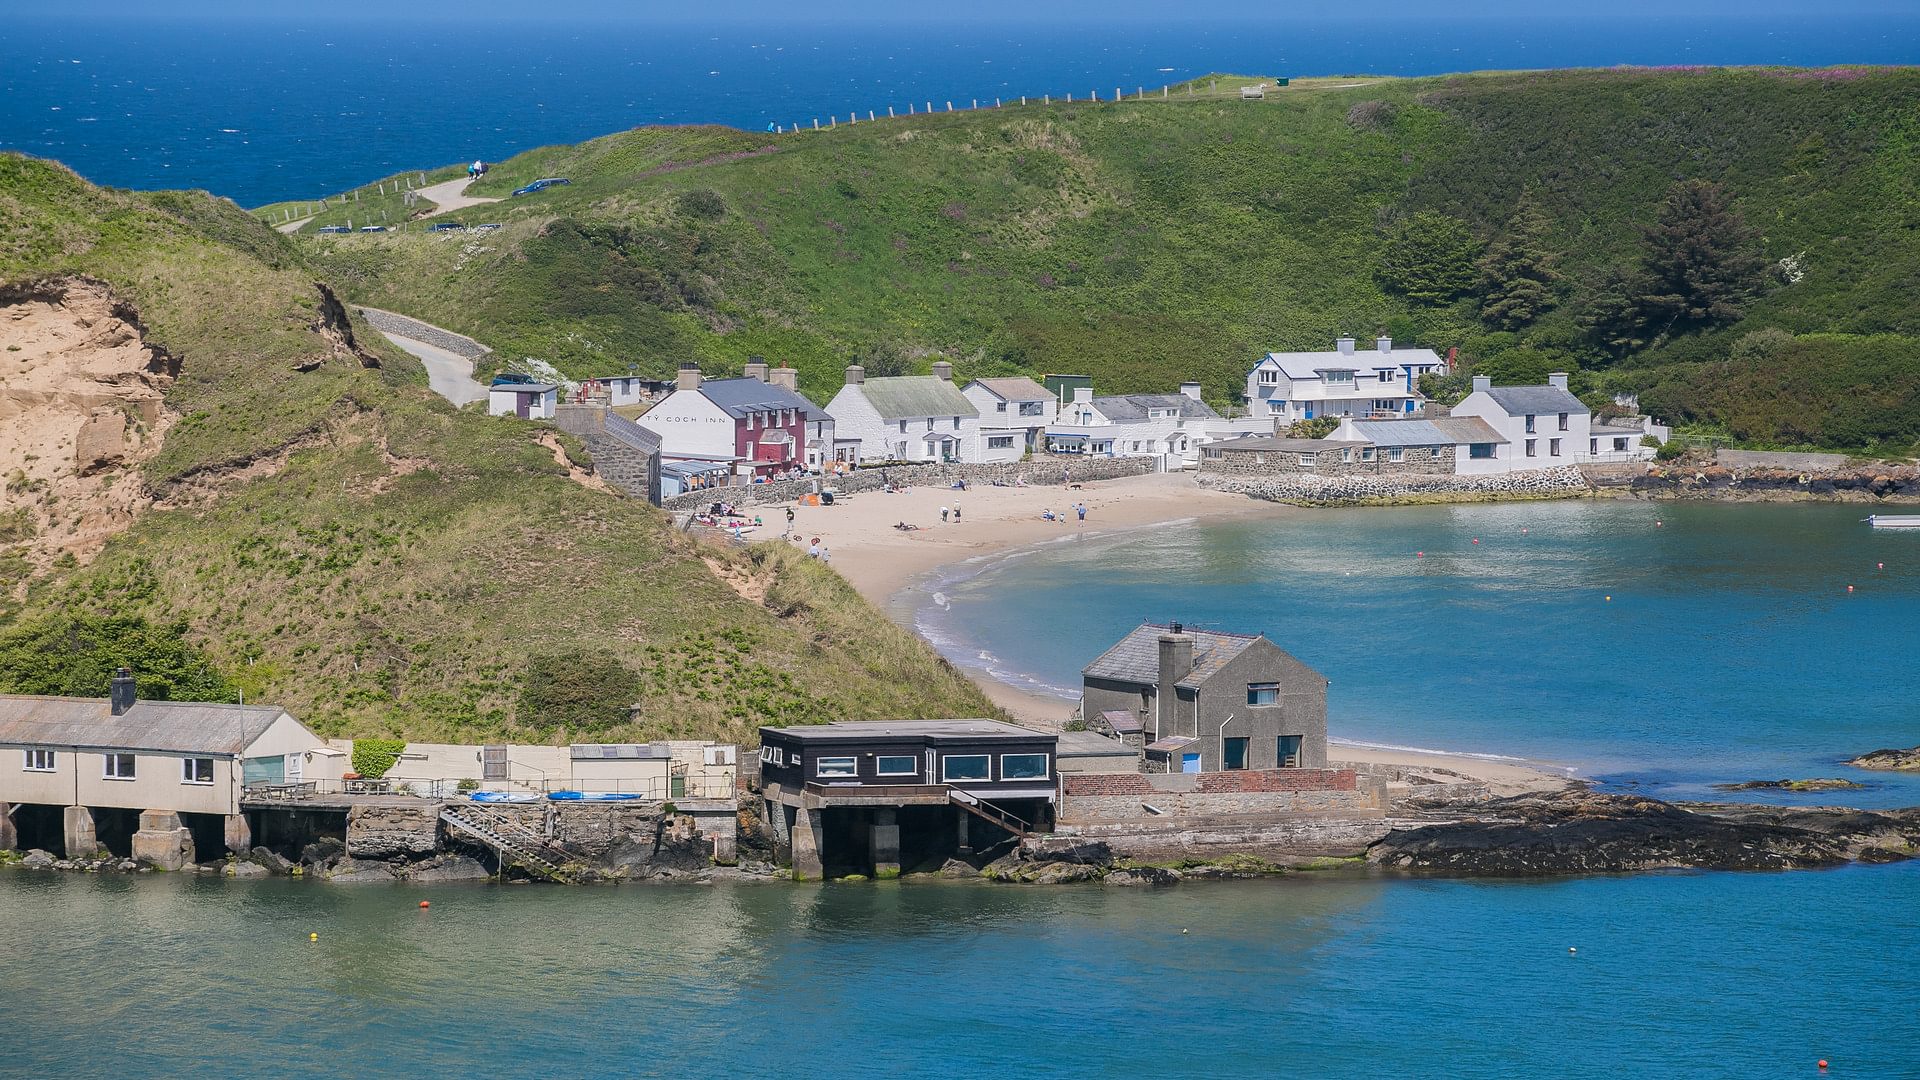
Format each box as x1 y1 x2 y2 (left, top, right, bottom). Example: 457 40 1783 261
512 177 571 196
316 225 350 234
427 222 466 232
358 225 387 232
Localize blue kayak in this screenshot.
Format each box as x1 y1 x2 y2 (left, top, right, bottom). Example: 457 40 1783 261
467 791 540 803
546 791 642 802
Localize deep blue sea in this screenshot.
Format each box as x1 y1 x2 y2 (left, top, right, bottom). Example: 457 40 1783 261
917 501 1920 806
4 12 1919 206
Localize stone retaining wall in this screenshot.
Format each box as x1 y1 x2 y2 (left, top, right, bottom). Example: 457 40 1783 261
1053 815 1392 859
1715 449 1852 471
660 455 1155 511
1204 444 1453 477
356 306 493 360
1201 465 1590 506
1059 768 1376 822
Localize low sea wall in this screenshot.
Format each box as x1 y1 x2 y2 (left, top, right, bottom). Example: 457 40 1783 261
661 455 1155 511
356 306 493 360
1053 815 1392 860
1058 768 1376 823
1714 449 1852 471
1627 463 1920 502
1199 465 1591 506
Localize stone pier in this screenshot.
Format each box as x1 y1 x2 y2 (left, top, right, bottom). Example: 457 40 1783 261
63 805 96 858
870 808 900 879
224 813 252 856
131 810 195 871
0 802 15 851
790 807 825 881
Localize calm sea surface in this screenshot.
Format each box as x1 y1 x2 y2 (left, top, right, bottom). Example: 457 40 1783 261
3 866 1919 1078
915 501 1920 806
5 13 1919 205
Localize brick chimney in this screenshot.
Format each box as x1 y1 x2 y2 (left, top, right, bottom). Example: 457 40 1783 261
1336 336 1356 355
110 667 136 717
677 364 703 392
770 367 799 391
1547 372 1569 390
931 361 954 382
1471 375 1492 393
1156 625 1194 736
743 358 770 382
844 364 866 386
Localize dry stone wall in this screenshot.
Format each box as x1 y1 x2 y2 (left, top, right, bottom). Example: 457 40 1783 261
356 306 492 360
1059 769 1376 822
661 455 1154 511
1201 465 1590 506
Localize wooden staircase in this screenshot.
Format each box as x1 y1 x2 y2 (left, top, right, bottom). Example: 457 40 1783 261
948 790 1035 839
439 804 576 882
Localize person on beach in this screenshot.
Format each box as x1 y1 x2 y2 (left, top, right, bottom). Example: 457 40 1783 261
1042 508 1055 522
1076 503 1086 523
785 506 796 536
807 537 822 558
940 506 950 523
953 504 961 523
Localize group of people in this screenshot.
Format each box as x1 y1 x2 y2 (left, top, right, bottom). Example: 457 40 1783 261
940 504 962 523
804 535 831 562
1040 503 1089 523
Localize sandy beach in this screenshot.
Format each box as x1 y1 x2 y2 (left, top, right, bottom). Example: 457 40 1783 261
770 471 1575 794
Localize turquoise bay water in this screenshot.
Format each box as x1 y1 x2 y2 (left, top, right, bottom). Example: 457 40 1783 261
4 867 1919 1078
915 501 1920 805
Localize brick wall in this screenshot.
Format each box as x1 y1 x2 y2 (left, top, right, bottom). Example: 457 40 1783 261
1058 768 1372 822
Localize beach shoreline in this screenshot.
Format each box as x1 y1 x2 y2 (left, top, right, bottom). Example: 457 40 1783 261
779 471 1578 793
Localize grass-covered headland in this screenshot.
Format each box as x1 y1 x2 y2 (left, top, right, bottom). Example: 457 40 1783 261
0 154 994 743
304 68 1920 455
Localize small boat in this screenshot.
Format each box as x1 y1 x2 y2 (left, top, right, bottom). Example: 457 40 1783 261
466 791 540 803
546 791 641 802
1866 515 1920 530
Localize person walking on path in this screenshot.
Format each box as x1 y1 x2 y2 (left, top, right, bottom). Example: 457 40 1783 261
785 506 796 537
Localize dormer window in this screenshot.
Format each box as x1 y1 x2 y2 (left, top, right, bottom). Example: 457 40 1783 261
1322 370 1355 387
1258 370 1279 385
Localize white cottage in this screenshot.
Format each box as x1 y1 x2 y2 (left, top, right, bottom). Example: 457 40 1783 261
1046 385 1258 468
1449 373 1591 474
823 362 981 463
961 377 1056 462
488 382 559 420
1246 337 1449 424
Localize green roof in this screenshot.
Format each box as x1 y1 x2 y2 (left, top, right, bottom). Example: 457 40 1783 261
858 376 978 420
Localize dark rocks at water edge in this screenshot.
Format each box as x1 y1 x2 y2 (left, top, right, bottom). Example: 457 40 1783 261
1712 779 1868 792
1847 746 1920 772
1368 791 1920 874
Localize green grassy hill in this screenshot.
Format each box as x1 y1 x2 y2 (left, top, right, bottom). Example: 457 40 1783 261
0 153 995 744
304 68 1920 453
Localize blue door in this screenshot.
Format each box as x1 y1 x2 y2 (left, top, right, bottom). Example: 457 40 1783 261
1181 753 1201 774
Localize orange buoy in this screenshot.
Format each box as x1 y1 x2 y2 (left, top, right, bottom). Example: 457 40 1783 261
1847 585 1855 593
1819 1061 1828 1071
1878 562 1885 570
419 900 430 909
1416 551 1424 558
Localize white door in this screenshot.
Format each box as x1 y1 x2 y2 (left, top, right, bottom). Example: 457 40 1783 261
284 753 304 782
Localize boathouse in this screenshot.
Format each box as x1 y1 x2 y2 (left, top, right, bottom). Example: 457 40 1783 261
0 669 327 867
758 719 1058 879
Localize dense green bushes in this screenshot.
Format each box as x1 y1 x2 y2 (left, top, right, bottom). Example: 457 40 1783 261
0 613 235 702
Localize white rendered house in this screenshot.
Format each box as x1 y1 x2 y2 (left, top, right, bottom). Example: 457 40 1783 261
823 362 982 463
488 383 558 420
1246 337 1448 423
1448 373 1591 474
962 377 1056 462
1045 384 1259 468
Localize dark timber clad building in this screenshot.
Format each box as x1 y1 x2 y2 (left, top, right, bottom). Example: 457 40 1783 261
1081 622 1329 773
758 719 1058 880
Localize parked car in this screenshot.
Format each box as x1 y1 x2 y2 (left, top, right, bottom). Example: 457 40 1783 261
316 225 350 234
512 178 571 196
472 223 502 232
427 222 466 232
491 373 535 386
359 225 387 232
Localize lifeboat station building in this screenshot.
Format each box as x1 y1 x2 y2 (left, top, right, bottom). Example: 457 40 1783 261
0 670 325 868
758 719 1058 880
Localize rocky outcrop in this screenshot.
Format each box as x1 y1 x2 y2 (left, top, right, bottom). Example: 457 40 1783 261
1368 791 1920 874
1628 464 1920 503
1847 747 1920 772
1202 465 1591 507
1712 779 1867 792
1103 866 1182 887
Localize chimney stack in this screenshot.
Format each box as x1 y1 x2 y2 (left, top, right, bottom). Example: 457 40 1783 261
1423 402 1452 419
1336 336 1355 356
1471 375 1492 393
677 364 703 392
931 361 954 382
1072 387 1093 404
770 366 799 391
743 358 770 382
844 364 866 386
1179 381 1203 402
1376 336 1392 354
110 667 136 717
1547 372 1569 390
1157 626 1195 721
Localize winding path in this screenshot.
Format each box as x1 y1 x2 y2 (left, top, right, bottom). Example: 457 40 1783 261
415 177 503 219
378 333 490 406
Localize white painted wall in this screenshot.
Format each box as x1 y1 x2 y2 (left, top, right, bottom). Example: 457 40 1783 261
1452 391 1591 475
635 389 737 461
824 384 986 463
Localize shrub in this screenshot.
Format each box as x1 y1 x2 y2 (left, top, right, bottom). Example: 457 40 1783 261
1286 417 1340 439
1655 438 1689 461
456 777 480 794
676 189 726 219
352 738 407 779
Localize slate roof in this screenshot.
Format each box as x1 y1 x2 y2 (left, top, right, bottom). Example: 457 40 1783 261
1082 623 1263 690
1259 346 1446 380
967 377 1054 402
0 695 294 756
1346 416 1508 447
762 719 1048 742
694 377 819 419
602 411 663 454
1090 394 1221 421
1056 731 1137 758
1213 436 1354 453
855 376 979 420
1480 384 1587 416
491 383 558 395
1096 709 1145 735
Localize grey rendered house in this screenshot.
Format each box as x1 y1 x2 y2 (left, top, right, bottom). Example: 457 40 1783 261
1081 622 1328 773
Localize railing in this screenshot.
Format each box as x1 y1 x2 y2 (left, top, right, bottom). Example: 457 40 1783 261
245 773 737 801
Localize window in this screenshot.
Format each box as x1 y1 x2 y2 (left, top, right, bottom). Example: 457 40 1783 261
1525 415 1537 434
1470 443 1495 459
1001 753 1049 780
1323 370 1355 386
1614 438 1629 452
1361 447 1376 462
182 757 214 785
1525 439 1537 457
988 436 1015 449
1549 438 1562 457
1388 448 1405 463
1297 453 1316 467
1223 737 1250 770
996 401 1008 412
1268 400 1286 415
1258 369 1278 385
1019 402 1044 417
941 754 991 782
1590 439 1599 454
1378 370 1393 383
876 755 918 777
1247 683 1279 706
1277 735 1303 768
1340 448 1353 464
103 753 136 780
953 417 961 430
23 749 54 772
1558 412 1569 431
898 420 908 433
926 419 935 431
815 756 857 778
